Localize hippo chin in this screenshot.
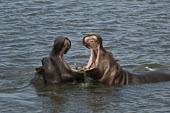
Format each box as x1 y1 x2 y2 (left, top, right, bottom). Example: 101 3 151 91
82 34 170 85
32 37 84 85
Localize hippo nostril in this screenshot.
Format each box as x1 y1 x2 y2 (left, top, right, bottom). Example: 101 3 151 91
89 40 94 43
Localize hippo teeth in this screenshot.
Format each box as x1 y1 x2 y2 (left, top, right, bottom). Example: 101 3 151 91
74 62 78 70
85 46 99 70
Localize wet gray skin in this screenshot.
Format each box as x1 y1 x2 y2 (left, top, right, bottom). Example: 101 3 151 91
32 37 84 85
83 34 170 85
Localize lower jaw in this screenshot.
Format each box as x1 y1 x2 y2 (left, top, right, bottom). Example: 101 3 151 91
60 55 71 69
86 66 96 71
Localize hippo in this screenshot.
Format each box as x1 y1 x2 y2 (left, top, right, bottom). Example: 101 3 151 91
82 34 170 85
32 37 84 85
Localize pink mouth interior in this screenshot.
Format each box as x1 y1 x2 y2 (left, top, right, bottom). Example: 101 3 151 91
86 50 97 69
59 39 71 55
84 36 100 70
59 39 71 69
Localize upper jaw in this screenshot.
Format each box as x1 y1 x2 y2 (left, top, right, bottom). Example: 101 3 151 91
85 49 97 69
59 53 84 73
83 36 102 71
83 35 100 50
59 39 71 55
83 45 101 72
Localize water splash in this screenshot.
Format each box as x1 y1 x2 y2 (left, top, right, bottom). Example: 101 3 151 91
145 66 156 71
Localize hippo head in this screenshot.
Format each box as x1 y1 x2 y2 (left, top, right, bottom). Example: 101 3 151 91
50 37 71 56
32 37 84 85
82 34 119 81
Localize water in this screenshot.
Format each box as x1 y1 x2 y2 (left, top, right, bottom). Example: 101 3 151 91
0 0 170 112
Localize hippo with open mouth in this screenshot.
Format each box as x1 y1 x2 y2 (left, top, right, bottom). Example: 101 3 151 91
32 37 84 85
82 34 170 85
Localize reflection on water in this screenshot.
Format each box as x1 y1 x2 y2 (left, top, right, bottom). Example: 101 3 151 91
86 85 118 112
0 0 170 112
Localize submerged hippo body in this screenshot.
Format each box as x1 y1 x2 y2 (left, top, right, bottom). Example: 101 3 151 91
83 34 170 85
32 37 84 85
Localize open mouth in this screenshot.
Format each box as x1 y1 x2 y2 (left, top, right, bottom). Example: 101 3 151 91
59 38 73 70
82 35 101 71
59 39 83 72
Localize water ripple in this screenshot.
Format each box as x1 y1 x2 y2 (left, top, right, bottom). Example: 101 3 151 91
0 0 170 112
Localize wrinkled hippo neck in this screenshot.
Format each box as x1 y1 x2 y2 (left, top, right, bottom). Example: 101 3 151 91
97 54 137 85
95 46 107 66
102 62 145 85
109 66 132 85
99 59 170 85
